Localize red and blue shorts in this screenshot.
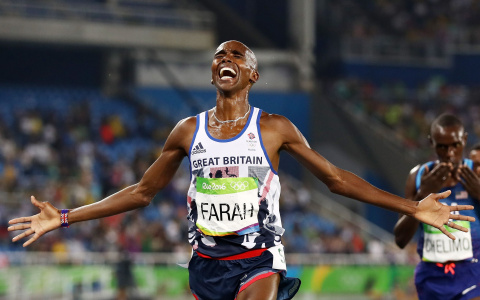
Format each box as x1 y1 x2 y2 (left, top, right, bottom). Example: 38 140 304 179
188 248 300 300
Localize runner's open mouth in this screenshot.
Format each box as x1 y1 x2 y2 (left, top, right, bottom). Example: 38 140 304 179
219 67 237 79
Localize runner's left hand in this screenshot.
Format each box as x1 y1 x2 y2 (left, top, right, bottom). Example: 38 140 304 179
414 190 475 240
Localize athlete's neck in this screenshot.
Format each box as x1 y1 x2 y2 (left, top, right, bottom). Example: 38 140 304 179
214 91 250 122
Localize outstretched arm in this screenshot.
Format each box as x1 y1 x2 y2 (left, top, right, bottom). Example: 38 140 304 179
8 117 196 247
262 114 475 240
393 167 421 248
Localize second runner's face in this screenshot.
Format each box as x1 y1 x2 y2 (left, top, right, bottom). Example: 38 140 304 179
211 41 257 93
470 149 480 165
469 149 480 174
431 125 466 168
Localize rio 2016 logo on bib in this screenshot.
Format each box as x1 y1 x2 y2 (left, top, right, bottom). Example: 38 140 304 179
197 177 258 195
202 182 226 191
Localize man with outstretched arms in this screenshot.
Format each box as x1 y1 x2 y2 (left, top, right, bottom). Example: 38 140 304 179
9 41 475 300
394 113 480 300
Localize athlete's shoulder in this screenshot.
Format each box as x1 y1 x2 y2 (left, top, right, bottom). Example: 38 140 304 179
257 110 305 149
410 161 434 174
171 115 197 134
258 110 293 127
167 115 198 149
408 161 436 181
409 164 423 176
177 115 198 127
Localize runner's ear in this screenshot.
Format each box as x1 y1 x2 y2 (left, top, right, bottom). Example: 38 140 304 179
249 71 259 84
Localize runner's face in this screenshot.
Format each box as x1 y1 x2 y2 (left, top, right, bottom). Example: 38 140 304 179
431 125 466 167
211 41 258 92
469 149 480 166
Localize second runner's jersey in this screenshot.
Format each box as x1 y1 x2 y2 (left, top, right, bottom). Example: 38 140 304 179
415 159 480 263
186 106 285 258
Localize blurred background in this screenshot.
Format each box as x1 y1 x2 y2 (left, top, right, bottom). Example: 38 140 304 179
1 0 479 299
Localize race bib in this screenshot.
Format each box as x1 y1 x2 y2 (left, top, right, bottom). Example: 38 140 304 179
196 177 260 236
422 220 473 263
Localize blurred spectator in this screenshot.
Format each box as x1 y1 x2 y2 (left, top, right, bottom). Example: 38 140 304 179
115 249 135 300
100 118 115 145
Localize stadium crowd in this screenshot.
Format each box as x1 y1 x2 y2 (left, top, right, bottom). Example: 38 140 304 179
329 77 480 159
340 0 480 44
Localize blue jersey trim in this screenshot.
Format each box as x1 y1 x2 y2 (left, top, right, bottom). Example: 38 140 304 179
465 158 473 169
205 107 254 142
416 162 434 190
256 109 278 175
188 114 202 181
189 114 202 157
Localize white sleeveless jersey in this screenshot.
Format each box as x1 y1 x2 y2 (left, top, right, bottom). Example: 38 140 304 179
186 107 284 258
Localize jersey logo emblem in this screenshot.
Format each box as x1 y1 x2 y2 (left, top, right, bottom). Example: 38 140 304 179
192 142 206 154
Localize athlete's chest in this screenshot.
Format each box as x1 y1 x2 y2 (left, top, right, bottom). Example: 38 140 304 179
207 123 247 140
